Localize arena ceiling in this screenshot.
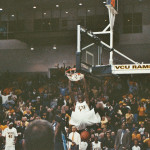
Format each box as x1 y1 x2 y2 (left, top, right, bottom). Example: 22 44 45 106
0 0 148 12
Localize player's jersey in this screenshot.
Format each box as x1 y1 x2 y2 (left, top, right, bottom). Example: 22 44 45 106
2 127 18 146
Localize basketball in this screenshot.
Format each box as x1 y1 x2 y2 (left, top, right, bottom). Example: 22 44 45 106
80 131 90 141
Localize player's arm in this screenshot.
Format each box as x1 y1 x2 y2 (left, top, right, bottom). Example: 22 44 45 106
68 80 75 104
83 77 89 105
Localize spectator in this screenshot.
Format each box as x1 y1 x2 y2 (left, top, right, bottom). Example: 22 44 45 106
23 120 54 150
138 123 145 136
92 136 102 150
104 132 115 150
115 122 131 150
138 103 146 122
132 139 141 150
125 109 134 129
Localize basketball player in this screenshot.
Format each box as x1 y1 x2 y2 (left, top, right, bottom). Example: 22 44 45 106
2 122 18 150
69 78 101 130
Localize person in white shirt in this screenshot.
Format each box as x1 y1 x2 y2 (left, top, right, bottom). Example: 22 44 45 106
92 136 102 150
2 122 18 150
80 141 88 150
69 126 81 150
0 91 12 105
138 123 145 136
132 139 141 150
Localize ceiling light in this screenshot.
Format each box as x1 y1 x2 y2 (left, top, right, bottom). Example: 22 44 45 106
56 5 59 7
31 47 34 51
105 19 107 22
11 15 15 17
53 45 56 50
128 19 130 22
103 1 106 4
44 12 46 15
87 9 90 12
79 3 83 6
0 8 3 11
33 6 36 9
65 11 68 14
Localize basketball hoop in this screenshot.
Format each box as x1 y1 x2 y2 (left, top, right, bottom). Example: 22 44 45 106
65 68 84 81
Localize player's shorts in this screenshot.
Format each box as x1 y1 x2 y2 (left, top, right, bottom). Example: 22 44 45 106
5 145 15 150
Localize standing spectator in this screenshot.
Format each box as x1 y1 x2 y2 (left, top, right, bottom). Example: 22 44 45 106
132 128 141 143
132 139 141 150
92 136 102 150
138 123 145 136
138 103 146 122
69 126 81 150
143 136 150 150
115 122 131 150
125 109 134 129
104 132 115 150
2 122 18 150
130 100 138 123
0 91 12 106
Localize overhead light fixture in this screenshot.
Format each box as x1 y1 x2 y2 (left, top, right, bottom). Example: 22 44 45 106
103 1 106 4
0 8 3 11
11 15 15 17
56 5 59 7
53 44 56 50
44 12 46 15
105 19 107 22
33 6 36 9
65 11 68 14
87 9 90 12
79 3 83 6
31 47 34 51
128 19 130 22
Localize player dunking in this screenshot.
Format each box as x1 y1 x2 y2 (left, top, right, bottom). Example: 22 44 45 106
68 77 101 130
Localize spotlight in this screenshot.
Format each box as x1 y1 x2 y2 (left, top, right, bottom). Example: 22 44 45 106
33 6 36 9
56 5 59 7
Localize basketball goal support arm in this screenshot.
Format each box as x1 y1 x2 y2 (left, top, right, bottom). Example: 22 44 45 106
77 25 138 65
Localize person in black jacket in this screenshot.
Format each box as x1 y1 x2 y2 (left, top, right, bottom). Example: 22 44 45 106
104 132 115 150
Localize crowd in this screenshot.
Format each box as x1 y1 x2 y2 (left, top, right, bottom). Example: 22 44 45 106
0 70 150 150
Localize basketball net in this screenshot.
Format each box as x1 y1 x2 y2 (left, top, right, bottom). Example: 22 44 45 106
65 68 84 81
